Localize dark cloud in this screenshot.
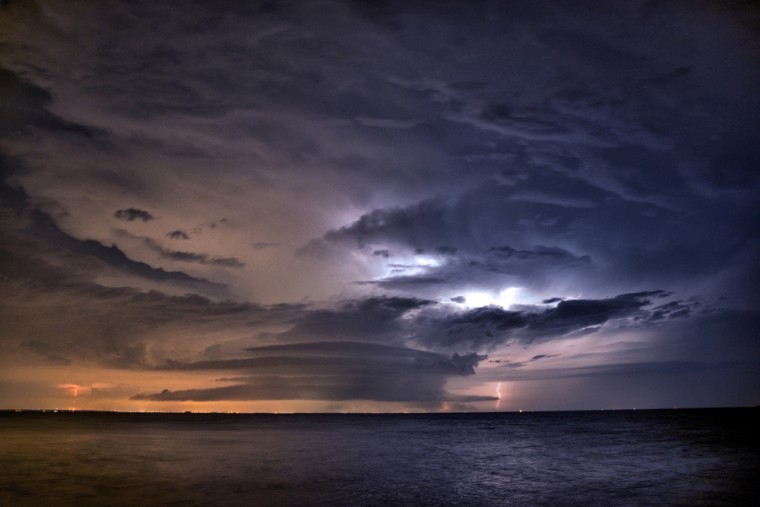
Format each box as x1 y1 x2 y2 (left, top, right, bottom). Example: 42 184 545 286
526 291 670 337
314 187 601 260
144 238 245 268
0 211 276 368
486 245 589 264
1 255 281 369
321 198 451 250
0 0 758 411
135 341 489 403
166 230 190 240
418 291 670 350
25 210 222 288
132 379 495 404
314 166 758 302
275 296 435 344
425 307 529 350
170 341 483 376
114 208 154 222
290 0 760 299
435 246 457 256
489 352 558 369
0 66 94 138
646 298 702 321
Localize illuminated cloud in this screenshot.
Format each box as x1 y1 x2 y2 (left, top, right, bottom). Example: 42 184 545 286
0 0 757 411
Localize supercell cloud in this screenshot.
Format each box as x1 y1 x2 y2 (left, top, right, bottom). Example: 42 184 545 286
0 0 758 412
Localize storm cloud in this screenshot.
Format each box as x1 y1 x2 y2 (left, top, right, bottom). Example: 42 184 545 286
416 291 671 350
359 243 593 295
134 341 489 404
0 0 757 412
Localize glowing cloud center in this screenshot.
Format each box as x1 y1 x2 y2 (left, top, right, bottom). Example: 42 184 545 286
375 254 443 279
461 287 520 309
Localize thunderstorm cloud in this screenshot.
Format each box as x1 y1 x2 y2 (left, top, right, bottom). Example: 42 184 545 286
0 0 757 411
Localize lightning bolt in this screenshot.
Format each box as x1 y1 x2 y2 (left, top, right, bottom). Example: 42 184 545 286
495 382 502 410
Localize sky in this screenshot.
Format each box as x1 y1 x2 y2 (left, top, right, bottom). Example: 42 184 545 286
0 0 758 413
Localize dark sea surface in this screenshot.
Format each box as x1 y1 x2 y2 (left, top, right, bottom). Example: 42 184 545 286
1 408 758 506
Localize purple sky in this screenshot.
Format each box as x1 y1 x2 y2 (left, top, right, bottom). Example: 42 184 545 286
0 0 758 412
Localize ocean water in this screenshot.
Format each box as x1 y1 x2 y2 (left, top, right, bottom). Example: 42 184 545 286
1 409 758 506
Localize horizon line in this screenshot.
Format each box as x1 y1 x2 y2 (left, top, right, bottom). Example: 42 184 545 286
1 406 756 416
